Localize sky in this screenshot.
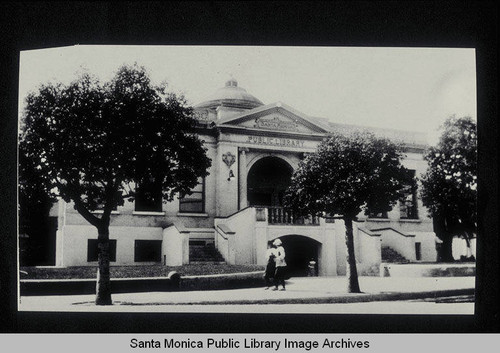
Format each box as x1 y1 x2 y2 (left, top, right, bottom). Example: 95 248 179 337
18 45 476 145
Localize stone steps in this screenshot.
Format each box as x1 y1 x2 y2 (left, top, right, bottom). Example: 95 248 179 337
189 243 225 263
381 246 409 263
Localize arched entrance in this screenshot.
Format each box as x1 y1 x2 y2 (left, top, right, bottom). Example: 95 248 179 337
279 235 321 277
247 156 293 207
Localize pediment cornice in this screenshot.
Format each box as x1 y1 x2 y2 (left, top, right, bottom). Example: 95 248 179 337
217 102 330 134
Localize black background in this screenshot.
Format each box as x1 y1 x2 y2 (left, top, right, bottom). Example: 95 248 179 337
1 1 498 333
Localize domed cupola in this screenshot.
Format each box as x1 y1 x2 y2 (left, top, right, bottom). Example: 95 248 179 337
194 78 264 111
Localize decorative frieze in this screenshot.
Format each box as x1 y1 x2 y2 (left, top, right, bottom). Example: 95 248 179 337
254 115 299 132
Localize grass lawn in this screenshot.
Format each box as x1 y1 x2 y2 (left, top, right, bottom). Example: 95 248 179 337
20 263 265 279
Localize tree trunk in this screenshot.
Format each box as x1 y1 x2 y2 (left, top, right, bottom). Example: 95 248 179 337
440 233 455 262
344 217 361 293
433 216 454 262
95 225 112 305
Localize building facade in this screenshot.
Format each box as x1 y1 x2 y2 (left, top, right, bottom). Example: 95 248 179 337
53 79 436 276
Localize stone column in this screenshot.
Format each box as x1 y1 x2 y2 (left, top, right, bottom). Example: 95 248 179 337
238 147 249 209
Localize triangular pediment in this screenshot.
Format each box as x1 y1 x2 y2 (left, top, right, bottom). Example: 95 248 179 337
218 103 330 134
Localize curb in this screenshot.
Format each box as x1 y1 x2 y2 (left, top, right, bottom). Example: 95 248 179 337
117 288 475 306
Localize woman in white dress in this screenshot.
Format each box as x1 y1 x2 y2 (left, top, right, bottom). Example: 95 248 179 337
272 238 287 291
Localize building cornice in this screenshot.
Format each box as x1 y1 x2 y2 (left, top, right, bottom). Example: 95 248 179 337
217 124 327 141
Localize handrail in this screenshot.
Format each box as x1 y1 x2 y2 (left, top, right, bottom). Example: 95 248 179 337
215 225 229 240
370 227 416 238
214 206 253 220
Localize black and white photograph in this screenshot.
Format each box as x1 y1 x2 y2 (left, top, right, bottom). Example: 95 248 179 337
17 45 477 316
1 1 498 345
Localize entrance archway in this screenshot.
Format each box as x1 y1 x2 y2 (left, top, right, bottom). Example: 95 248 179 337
278 235 321 277
247 156 293 207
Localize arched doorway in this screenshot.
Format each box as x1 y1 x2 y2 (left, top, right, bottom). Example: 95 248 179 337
277 235 321 277
247 156 293 207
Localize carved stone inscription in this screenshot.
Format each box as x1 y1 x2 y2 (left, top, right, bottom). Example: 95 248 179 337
254 116 298 131
247 136 305 148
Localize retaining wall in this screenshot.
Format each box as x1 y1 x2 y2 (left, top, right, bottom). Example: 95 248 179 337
380 263 476 277
19 271 265 296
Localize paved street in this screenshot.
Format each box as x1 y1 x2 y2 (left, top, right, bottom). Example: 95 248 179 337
19 276 475 314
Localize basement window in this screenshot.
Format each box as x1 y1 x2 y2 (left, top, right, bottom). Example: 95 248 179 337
134 240 162 262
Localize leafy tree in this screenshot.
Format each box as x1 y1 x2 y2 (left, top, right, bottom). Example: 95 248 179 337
284 132 413 292
18 141 57 265
420 116 477 262
19 64 211 305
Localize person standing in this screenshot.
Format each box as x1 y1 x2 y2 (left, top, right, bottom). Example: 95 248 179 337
272 238 287 291
308 258 317 277
264 241 276 289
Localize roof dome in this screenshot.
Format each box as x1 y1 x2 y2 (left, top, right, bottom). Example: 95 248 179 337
194 79 264 110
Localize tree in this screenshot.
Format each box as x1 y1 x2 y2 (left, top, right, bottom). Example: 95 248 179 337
284 131 413 292
18 141 57 265
420 116 477 262
19 64 211 305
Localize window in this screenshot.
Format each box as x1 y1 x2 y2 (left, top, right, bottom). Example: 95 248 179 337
134 240 162 262
135 179 163 212
368 211 388 219
179 177 205 213
94 191 121 212
399 170 418 219
87 239 117 262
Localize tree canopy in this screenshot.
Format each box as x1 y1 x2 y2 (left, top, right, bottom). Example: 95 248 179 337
20 64 211 223
284 131 413 292
420 116 477 259
284 131 414 219
19 64 212 304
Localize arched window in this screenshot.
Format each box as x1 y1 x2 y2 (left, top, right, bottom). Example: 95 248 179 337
247 156 293 207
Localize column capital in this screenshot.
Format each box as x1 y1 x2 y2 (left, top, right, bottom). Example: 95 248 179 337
238 147 250 153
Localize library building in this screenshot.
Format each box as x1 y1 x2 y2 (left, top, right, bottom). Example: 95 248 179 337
52 78 438 276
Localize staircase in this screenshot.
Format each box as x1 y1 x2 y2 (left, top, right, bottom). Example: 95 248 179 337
381 246 409 263
189 242 225 263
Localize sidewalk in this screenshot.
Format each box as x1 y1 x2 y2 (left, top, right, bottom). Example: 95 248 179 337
18 276 475 312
